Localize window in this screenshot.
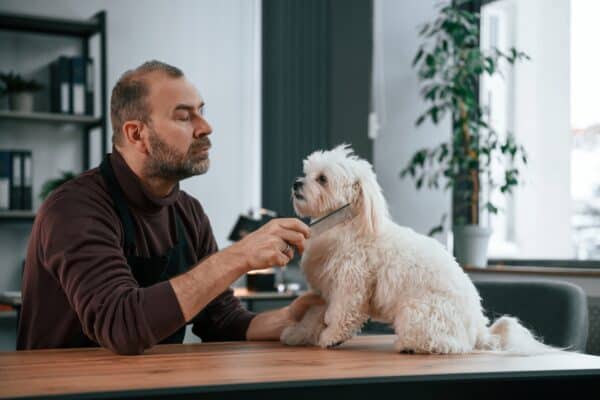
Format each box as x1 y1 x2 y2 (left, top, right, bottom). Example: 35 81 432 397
481 0 600 263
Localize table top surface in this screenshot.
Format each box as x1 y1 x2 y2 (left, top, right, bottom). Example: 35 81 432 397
1 335 600 399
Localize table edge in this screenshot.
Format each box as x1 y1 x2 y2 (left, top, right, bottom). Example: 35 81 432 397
7 366 600 399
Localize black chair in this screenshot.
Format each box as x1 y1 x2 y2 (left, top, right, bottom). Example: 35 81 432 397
362 279 589 352
474 279 588 352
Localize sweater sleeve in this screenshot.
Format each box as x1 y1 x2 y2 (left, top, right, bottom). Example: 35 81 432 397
191 204 256 341
40 190 186 355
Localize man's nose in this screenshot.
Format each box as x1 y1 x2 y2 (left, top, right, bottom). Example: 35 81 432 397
193 116 212 137
293 180 304 191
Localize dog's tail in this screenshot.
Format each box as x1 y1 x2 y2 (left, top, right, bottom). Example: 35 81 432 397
476 316 564 355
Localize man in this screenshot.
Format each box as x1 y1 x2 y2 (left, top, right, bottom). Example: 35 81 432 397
17 60 321 355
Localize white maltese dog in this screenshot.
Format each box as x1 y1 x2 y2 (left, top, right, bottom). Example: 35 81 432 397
281 144 551 354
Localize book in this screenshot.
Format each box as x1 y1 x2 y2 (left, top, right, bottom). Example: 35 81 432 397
0 150 33 210
85 58 95 116
10 151 21 210
0 151 10 210
22 151 32 210
71 56 86 115
50 56 72 114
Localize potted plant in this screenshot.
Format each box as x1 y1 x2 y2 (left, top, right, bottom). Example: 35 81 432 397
39 171 76 201
0 71 43 112
400 1 529 267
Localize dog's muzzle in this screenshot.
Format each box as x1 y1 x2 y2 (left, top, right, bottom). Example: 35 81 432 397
293 179 305 200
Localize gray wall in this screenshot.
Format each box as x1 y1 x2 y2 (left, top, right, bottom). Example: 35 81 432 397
373 0 451 244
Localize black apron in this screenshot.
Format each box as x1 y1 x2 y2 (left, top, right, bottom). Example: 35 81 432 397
100 155 193 344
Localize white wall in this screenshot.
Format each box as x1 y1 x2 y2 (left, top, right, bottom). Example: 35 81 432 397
0 0 261 292
373 0 451 244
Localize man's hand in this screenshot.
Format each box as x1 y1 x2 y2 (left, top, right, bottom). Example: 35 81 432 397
225 218 311 272
246 291 326 341
285 292 326 322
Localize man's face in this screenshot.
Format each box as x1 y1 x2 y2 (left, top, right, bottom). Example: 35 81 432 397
143 72 213 181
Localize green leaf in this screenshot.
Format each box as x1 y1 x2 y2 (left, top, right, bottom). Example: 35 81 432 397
485 202 498 214
427 213 447 237
425 54 435 67
428 224 444 237
413 47 425 66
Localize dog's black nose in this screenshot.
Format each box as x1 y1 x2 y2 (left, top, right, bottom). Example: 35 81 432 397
293 180 304 191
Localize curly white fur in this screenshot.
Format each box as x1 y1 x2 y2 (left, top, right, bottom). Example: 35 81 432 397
281 144 554 355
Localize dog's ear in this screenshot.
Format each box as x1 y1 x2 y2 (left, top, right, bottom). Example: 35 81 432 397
352 166 388 237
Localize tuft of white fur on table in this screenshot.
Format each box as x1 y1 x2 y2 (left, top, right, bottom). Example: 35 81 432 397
281 144 556 355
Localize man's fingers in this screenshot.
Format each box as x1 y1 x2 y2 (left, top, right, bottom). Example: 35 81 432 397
274 251 290 267
283 247 294 259
275 229 306 254
288 292 326 321
277 218 311 239
298 292 326 307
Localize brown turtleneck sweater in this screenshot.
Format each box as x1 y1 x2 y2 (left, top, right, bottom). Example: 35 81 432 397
17 150 255 354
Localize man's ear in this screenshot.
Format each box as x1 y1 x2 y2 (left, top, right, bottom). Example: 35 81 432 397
122 120 149 154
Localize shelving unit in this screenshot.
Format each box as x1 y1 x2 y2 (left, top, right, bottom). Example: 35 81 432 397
0 10 107 220
0 110 102 128
0 210 35 222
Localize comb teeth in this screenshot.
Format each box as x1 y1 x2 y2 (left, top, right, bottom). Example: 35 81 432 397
309 204 355 237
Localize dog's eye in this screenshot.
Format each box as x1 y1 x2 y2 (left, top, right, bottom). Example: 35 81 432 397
317 174 327 185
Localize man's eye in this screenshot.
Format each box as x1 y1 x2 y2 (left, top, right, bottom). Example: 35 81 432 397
176 114 190 121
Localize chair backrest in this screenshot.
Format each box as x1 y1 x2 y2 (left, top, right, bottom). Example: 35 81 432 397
473 279 589 352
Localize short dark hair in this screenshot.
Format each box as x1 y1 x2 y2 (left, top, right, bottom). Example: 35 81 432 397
110 60 184 146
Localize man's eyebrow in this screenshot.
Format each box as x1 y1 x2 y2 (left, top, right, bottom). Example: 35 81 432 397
173 102 205 112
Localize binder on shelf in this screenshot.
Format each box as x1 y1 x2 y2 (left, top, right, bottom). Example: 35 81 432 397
71 56 86 115
22 151 32 211
0 150 33 211
50 56 72 114
10 151 22 210
85 58 95 116
0 151 10 211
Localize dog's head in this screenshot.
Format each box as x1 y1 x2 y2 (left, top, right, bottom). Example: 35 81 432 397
292 144 389 237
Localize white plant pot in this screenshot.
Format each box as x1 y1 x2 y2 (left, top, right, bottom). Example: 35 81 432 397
8 92 34 112
453 225 492 268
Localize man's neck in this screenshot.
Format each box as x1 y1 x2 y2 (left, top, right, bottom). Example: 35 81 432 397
116 147 177 198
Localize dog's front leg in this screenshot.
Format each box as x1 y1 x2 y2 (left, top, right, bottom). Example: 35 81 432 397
318 285 370 348
281 304 327 346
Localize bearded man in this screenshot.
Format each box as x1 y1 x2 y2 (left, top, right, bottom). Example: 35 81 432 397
17 61 321 355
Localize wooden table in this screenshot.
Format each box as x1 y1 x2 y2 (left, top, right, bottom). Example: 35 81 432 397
1 335 600 399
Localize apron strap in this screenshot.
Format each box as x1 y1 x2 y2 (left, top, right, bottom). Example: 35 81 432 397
99 154 137 254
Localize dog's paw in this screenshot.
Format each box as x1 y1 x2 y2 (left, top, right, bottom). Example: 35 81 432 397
324 310 333 326
281 324 310 346
318 328 348 349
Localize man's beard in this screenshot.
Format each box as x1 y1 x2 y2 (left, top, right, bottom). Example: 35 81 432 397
145 126 211 181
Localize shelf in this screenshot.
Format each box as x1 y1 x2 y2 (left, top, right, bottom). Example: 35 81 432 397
0 291 21 307
0 211 36 221
0 310 17 319
0 12 101 37
0 110 102 128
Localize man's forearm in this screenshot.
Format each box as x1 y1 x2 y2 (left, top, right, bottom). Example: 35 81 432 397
170 250 248 322
246 292 326 341
245 306 292 341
